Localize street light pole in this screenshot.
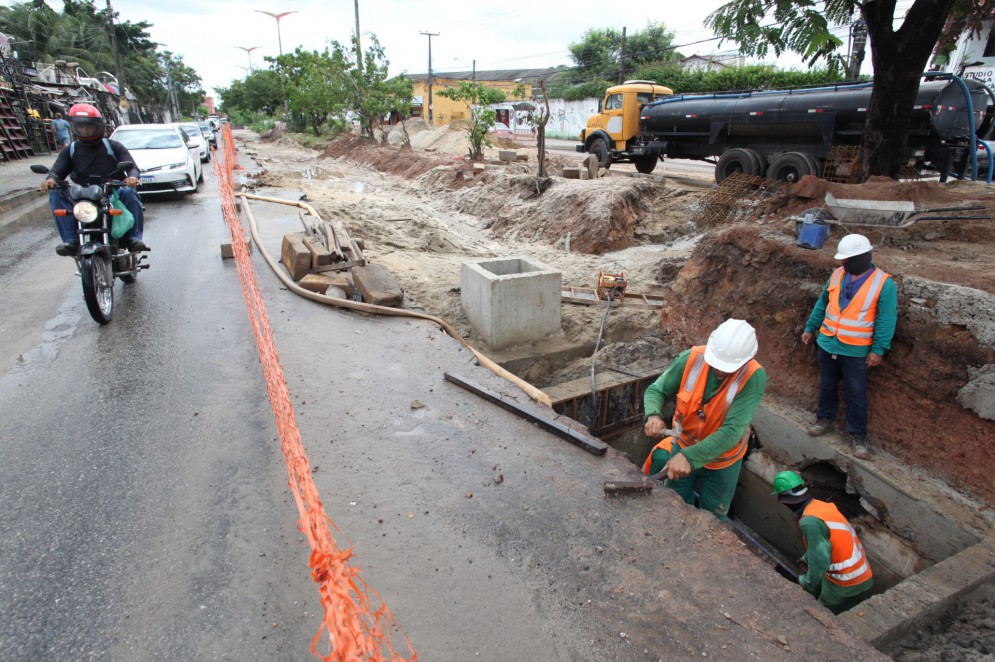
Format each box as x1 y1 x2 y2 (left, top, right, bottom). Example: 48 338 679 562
420 31 439 126
105 0 129 123
255 11 297 57
235 46 259 73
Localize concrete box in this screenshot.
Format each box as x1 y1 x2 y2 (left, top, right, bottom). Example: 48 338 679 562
461 256 561 349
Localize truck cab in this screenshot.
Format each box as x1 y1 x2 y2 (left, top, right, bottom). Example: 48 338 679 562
577 80 673 172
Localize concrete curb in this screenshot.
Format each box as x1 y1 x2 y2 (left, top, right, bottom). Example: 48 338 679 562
837 534 995 647
0 189 50 230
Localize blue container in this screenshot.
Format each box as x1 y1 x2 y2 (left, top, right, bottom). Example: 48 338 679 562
797 214 829 250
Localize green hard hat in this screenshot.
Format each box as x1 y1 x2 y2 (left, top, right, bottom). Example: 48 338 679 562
771 471 806 495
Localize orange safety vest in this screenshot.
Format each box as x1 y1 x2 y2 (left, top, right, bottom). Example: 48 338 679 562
820 266 890 347
802 499 874 586
642 346 761 472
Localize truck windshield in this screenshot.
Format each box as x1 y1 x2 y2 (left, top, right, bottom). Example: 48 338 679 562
605 94 623 110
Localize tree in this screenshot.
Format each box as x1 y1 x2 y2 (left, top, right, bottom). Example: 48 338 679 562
216 70 283 116
568 21 682 83
706 0 976 180
513 82 551 177
436 81 505 159
273 47 350 135
340 35 414 139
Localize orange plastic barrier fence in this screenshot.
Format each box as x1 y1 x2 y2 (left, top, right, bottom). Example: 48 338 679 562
214 124 414 661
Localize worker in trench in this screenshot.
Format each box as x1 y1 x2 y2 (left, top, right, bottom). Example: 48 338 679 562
771 471 874 613
801 233 897 459
641 318 767 520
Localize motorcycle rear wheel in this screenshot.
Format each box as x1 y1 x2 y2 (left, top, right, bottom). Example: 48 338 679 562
82 253 114 324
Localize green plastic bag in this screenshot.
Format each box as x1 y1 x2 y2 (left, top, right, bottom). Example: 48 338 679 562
109 191 135 239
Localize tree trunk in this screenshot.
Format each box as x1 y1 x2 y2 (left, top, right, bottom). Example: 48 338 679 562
860 0 957 180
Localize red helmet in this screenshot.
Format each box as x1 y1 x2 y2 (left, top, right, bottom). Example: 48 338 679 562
67 103 105 142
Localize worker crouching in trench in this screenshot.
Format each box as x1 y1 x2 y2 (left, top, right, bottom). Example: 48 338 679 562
641 319 767 521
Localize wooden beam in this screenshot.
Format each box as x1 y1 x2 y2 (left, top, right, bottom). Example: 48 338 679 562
444 372 607 456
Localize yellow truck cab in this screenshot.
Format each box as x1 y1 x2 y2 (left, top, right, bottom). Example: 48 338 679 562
577 80 674 173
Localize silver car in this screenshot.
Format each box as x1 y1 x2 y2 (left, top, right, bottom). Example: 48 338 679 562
110 124 202 195
175 122 211 163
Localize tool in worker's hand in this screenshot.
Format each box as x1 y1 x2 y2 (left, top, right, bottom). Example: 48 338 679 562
596 270 628 302
603 422 682 495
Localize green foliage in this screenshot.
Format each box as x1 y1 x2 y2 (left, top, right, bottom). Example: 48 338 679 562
345 35 414 138
217 70 283 115
632 63 845 94
271 46 350 135
705 1 853 70
0 0 203 114
567 21 681 82
559 79 615 101
436 81 503 159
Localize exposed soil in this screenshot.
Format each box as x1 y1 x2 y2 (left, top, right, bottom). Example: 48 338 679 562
236 125 995 657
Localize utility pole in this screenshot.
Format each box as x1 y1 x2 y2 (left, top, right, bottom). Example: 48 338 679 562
847 19 867 80
106 0 128 124
420 31 439 126
618 26 627 84
354 0 362 75
472 59 476 84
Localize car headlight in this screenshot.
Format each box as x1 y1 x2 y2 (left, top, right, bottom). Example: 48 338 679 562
72 200 99 224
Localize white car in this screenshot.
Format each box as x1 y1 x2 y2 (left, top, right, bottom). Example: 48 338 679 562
175 122 210 163
110 124 202 195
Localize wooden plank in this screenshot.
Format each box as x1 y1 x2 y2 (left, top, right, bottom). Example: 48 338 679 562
444 372 608 456
560 286 663 308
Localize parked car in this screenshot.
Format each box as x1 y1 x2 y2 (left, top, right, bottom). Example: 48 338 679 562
109 123 202 195
196 121 217 149
175 122 210 163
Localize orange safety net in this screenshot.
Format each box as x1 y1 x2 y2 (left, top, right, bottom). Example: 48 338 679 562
214 124 415 662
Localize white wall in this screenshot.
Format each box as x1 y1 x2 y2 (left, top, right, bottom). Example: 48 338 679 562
544 98 600 141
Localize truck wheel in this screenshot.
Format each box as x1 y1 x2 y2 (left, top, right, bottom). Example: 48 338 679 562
634 156 658 174
767 152 816 183
590 139 612 169
800 152 822 179
716 148 763 183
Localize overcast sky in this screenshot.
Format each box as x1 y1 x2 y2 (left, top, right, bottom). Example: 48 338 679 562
18 0 866 99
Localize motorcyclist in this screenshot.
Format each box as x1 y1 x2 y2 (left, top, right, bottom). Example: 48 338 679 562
39 103 149 256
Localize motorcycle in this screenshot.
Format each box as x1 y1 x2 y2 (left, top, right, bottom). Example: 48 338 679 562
31 161 149 324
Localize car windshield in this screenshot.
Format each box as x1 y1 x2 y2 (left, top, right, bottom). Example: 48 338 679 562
196 122 211 132
179 126 200 139
115 129 182 149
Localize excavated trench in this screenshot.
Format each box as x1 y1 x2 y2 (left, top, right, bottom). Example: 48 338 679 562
497 342 992 656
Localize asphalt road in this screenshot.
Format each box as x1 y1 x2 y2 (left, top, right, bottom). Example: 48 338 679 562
0 167 315 660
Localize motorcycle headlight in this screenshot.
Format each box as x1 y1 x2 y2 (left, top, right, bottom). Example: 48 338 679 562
72 200 99 224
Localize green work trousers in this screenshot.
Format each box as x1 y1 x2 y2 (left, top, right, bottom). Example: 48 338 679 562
649 447 743 521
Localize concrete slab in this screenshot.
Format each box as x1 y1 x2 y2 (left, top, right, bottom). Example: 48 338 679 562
461 256 561 349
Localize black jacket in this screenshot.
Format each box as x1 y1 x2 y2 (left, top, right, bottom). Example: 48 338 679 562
47 138 140 185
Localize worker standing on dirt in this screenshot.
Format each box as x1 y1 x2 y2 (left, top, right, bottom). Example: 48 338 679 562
771 471 874 613
801 234 897 459
642 319 767 521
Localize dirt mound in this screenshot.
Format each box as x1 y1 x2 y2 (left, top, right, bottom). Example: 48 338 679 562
656 225 995 505
431 174 663 254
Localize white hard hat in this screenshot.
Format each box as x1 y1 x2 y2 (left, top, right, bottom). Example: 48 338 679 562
704 318 758 372
834 234 873 260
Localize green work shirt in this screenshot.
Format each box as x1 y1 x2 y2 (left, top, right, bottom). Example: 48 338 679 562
798 515 873 613
804 265 898 358
643 349 767 470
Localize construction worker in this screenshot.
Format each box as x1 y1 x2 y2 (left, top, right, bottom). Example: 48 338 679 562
642 319 766 520
771 471 874 613
801 234 897 459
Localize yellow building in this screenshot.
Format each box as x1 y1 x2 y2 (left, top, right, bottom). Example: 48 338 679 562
406 68 558 126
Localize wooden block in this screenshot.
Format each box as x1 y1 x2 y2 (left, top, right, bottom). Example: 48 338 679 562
281 232 311 281
303 236 334 267
562 167 581 179
221 240 252 259
352 264 403 307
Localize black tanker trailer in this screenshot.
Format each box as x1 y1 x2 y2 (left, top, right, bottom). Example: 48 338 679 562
583 77 994 182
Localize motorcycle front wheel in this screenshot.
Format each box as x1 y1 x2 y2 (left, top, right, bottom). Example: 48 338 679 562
81 253 114 324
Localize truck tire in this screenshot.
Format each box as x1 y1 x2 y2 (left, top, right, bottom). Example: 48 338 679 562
716 148 763 183
634 155 658 174
800 152 822 179
767 152 816 183
590 138 612 169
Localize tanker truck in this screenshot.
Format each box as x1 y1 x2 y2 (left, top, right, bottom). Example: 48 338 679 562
576 77 994 182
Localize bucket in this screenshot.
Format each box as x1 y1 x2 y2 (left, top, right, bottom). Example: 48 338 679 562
797 213 829 250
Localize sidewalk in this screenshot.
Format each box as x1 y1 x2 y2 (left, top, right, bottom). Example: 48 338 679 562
0 152 57 199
